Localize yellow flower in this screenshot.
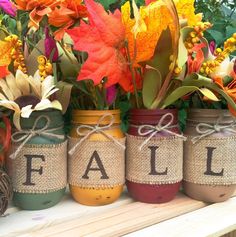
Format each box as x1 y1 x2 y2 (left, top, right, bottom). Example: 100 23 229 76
0 70 62 129
174 0 202 26
121 0 177 66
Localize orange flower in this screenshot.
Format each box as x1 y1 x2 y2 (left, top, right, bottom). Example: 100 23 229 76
15 0 62 28
48 0 87 40
214 77 236 116
121 0 177 66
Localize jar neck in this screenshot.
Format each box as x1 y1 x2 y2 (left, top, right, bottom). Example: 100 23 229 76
71 110 121 125
19 109 64 130
187 109 234 125
129 109 179 125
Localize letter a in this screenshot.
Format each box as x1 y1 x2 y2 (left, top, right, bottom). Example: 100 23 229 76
82 151 109 179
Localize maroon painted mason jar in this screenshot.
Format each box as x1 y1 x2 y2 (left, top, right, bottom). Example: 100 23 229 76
126 109 183 203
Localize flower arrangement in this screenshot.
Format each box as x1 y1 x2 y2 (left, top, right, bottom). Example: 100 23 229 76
0 0 235 209
0 0 87 128
167 29 236 115
63 0 231 114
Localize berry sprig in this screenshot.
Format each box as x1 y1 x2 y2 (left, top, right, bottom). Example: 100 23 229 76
37 55 53 81
184 22 212 53
200 33 236 76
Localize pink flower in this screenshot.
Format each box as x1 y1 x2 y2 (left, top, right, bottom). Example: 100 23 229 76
44 27 59 62
0 0 16 17
209 41 216 55
106 85 117 105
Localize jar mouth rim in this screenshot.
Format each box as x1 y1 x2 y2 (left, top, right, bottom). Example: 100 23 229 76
72 109 120 116
130 108 178 115
188 109 231 118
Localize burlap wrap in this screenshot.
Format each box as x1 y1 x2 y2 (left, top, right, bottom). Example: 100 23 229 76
126 134 183 185
184 136 236 185
8 140 67 193
68 138 126 188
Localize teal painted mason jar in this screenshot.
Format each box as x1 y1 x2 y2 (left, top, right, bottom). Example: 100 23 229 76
7 109 67 210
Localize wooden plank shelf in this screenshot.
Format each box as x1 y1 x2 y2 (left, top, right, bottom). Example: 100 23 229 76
1 190 236 237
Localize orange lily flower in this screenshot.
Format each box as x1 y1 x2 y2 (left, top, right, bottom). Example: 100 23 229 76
15 0 62 28
214 76 236 116
48 0 87 41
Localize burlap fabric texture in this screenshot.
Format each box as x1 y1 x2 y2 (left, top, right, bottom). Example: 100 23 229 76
8 140 67 193
68 138 126 188
184 136 236 185
126 134 183 185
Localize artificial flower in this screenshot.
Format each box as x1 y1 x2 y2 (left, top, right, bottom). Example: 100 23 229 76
213 76 236 116
209 41 216 55
106 85 117 105
0 116 11 164
174 0 202 26
67 0 128 88
0 66 9 78
131 0 147 38
0 39 14 67
210 57 235 79
0 0 16 16
144 0 202 26
121 0 177 66
15 0 61 28
48 0 87 41
0 70 62 129
44 27 59 62
187 43 206 74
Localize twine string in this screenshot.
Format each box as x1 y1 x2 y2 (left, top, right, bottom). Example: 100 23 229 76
69 113 126 156
10 115 65 159
134 113 187 151
191 116 236 144
69 113 125 155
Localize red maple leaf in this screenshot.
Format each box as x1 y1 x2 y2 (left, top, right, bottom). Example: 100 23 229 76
67 0 128 88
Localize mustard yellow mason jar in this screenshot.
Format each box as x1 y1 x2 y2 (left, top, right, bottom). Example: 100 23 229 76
68 110 125 206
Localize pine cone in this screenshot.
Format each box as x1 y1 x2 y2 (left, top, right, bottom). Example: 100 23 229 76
0 169 13 216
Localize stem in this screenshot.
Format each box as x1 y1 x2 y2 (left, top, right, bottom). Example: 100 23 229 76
102 82 107 109
0 27 9 36
126 40 140 109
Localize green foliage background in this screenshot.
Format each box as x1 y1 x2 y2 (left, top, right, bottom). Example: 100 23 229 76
195 0 236 51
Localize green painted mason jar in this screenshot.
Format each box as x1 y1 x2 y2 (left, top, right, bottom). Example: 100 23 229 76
7 109 67 210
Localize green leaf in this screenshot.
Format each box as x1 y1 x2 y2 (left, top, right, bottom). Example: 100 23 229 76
207 29 224 45
147 27 172 82
56 81 73 114
200 37 211 59
183 73 236 111
0 29 8 40
57 43 81 78
177 27 190 68
142 68 162 109
162 86 199 108
25 40 45 76
226 26 236 38
199 88 220 101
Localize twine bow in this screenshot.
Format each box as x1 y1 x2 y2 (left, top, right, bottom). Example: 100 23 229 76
69 113 126 156
191 116 236 144
137 113 187 151
10 115 65 159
